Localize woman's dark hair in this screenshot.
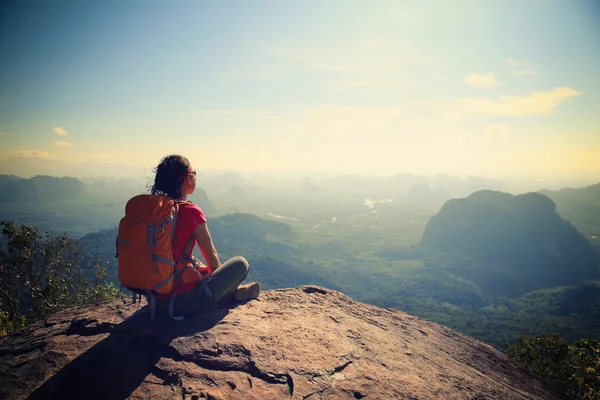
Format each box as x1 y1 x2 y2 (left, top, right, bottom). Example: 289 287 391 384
150 154 191 199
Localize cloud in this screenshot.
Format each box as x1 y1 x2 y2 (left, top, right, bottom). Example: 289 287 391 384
506 58 541 77
483 123 511 139
452 87 581 117
54 141 72 147
464 73 500 89
515 70 541 77
52 127 68 136
14 150 52 159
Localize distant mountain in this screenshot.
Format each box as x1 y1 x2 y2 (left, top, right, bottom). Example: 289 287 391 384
30 176 86 200
198 172 252 196
300 177 323 195
239 184 264 194
540 183 600 237
0 175 86 202
462 176 508 193
82 177 150 197
422 190 599 290
0 156 145 179
326 174 370 194
427 176 509 198
0 175 21 187
388 173 429 193
317 173 510 199
323 174 392 198
541 182 600 200
404 183 450 202
226 185 246 198
0 178 37 202
188 187 217 216
78 177 217 216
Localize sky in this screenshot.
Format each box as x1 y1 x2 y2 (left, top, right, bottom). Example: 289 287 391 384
1 0 599 181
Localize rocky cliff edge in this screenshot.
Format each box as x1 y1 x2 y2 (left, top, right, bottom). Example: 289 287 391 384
0 286 565 399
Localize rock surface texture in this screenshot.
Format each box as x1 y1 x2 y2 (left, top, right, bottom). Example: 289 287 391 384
0 286 565 399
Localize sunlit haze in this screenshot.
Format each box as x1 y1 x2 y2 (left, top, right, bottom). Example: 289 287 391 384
1 0 599 185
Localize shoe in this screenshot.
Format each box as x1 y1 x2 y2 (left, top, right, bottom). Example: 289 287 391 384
234 282 260 301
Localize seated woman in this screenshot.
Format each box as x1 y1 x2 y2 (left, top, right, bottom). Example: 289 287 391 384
151 154 259 316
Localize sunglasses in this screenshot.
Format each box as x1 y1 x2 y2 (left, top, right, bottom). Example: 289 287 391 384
177 168 197 181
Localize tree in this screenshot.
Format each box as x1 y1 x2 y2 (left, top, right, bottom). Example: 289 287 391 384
0 221 119 335
506 334 600 400
567 339 600 400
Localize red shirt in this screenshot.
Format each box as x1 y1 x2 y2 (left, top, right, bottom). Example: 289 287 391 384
172 201 207 264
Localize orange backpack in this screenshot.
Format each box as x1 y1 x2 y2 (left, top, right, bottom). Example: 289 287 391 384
116 194 204 319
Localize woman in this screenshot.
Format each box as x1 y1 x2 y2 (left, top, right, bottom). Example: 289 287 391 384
151 154 259 316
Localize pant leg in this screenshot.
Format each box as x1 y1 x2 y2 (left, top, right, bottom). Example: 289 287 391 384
207 256 249 303
155 281 210 317
157 256 250 316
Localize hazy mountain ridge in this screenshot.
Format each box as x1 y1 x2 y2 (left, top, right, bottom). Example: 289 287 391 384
0 157 147 180
0 174 86 202
3 175 600 349
175 169 575 201
422 190 599 291
74 203 600 349
541 183 600 239
0 175 218 237
541 182 600 199
3 171 594 209
404 183 451 202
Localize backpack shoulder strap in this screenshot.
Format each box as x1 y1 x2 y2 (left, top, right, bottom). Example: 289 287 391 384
182 234 196 259
171 202 179 238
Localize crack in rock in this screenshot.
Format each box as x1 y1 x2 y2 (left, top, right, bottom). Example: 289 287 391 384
151 366 189 400
302 383 333 400
0 339 48 356
302 286 328 295
311 360 353 381
164 345 294 397
333 360 352 374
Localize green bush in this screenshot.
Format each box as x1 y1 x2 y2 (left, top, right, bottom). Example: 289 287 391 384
506 334 600 400
0 221 119 336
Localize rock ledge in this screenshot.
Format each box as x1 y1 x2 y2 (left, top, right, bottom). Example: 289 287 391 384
0 286 564 399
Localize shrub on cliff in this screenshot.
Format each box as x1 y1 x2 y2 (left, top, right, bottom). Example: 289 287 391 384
506 334 600 400
0 221 119 336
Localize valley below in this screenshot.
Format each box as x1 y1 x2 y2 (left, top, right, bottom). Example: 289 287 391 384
1 174 599 350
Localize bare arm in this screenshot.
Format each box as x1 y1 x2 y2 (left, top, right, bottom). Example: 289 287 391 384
193 222 220 272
